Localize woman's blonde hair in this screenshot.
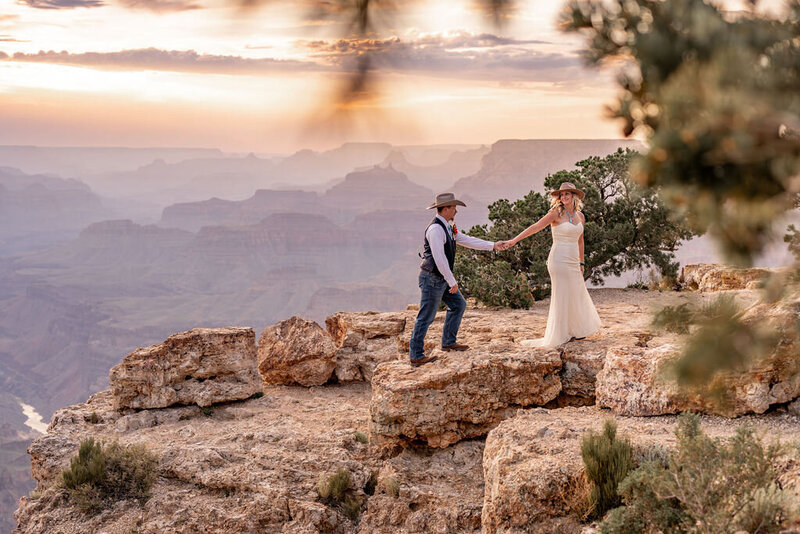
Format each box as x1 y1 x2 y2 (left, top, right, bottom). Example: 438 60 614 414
549 193 583 214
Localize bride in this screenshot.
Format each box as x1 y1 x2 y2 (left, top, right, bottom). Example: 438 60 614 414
504 182 602 348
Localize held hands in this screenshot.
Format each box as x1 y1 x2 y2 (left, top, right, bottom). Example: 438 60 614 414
494 240 514 251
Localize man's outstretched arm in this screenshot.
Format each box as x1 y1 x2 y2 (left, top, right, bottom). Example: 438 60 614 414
454 231 496 251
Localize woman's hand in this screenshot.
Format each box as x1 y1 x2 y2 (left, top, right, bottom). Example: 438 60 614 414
580 265 585 276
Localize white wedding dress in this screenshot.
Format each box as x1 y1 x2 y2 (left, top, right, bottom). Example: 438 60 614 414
522 222 601 348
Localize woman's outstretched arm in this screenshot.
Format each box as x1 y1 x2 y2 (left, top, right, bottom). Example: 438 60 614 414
509 210 558 246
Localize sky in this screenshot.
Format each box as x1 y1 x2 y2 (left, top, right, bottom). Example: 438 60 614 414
0 0 787 153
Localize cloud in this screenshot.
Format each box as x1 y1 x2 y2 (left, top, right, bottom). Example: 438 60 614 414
0 14 20 21
301 31 584 83
17 0 105 9
1 31 594 86
116 0 202 12
0 35 29 42
5 47 329 75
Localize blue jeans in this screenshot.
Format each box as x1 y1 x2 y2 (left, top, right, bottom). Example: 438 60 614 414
409 271 467 360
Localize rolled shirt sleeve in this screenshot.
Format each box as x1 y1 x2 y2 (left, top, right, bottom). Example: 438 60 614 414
454 231 495 251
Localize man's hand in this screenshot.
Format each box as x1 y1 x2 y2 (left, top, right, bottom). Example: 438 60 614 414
494 240 512 251
449 283 459 294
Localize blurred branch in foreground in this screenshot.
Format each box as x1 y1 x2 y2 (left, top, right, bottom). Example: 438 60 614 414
561 0 800 266
561 0 800 388
237 0 516 131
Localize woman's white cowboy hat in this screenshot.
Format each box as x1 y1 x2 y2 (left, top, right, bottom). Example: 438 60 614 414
550 182 586 200
427 192 467 209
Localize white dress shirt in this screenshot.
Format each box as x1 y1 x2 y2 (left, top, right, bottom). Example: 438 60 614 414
426 214 495 287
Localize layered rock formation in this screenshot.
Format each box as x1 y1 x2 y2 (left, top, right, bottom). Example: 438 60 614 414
323 166 432 211
109 327 260 410
370 350 562 449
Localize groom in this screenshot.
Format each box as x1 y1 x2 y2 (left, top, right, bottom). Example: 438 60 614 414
409 193 508 367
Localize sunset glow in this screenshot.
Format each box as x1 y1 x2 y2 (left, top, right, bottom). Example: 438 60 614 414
0 0 780 152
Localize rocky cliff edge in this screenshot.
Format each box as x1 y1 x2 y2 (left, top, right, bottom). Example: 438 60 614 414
13 268 800 533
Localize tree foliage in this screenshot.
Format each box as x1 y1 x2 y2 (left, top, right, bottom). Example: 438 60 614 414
561 0 800 266
455 148 694 307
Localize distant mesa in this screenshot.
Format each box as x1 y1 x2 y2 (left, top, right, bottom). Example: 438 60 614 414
454 139 645 202
324 165 432 210
159 189 322 232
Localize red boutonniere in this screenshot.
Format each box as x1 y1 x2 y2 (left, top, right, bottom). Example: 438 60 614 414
452 223 458 236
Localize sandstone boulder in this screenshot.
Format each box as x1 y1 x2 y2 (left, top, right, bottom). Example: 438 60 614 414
482 408 587 534
326 311 407 345
596 346 799 418
680 263 772 291
325 312 407 382
109 327 260 410
595 344 688 417
370 350 562 449
258 316 337 387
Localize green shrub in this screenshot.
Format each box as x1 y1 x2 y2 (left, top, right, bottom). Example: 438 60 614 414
600 413 794 534
88 412 100 424
651 303 693 334
202 406 214 418
601 462 687 534
248 391 264 399
581 420 634 519
341 494 362 520
354 431 368 444
317 468 352 501
61 438 159 514
626 281 648 290
317 468 362 520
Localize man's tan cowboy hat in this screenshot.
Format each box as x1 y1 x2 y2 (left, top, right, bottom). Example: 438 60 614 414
427 192 467 209
550 182 586 200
